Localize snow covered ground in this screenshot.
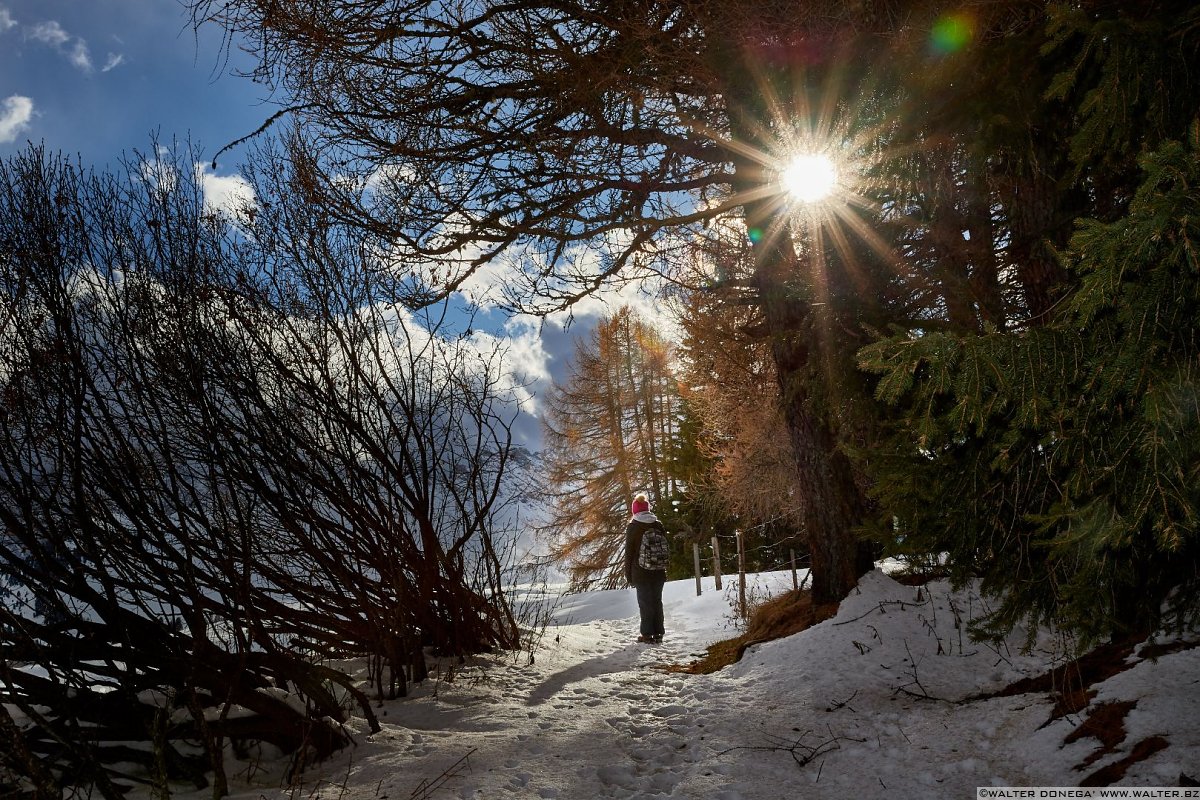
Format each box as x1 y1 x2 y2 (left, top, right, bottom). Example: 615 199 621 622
198 569 1200 800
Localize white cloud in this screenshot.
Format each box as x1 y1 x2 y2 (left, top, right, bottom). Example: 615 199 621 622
136 150 179 193
499 316 553 385
0 8 16 33
453 249 523 310
27 19 95 73
441 232 678 440
446 221 673 335
194 163 256 220
364 162 418 194
27 20 69 47
100 52 124 72
67 39 92 71
0 95 33 144
481 315 553 416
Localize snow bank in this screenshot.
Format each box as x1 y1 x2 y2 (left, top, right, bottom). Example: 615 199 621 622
117 569 1200 800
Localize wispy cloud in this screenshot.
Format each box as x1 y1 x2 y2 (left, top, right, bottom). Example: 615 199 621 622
67 38 92 71
0 7 16 33
27 20 69 47
0 95 34 144
24 18 118 75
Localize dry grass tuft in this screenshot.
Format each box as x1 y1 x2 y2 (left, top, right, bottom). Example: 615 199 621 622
665 589 839 674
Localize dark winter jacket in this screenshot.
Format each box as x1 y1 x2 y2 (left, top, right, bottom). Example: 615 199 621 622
625 511 667 587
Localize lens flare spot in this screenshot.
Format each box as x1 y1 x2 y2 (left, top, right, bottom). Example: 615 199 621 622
930 12 976 55
747 227 764 243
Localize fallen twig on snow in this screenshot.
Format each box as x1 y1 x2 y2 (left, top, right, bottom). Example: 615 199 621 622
892 640 957 704
825 689 858 713
409 748 477 800
833 597 932 627
719 726 867 769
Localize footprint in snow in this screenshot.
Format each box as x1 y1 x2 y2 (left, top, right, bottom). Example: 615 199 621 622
652 703 689 718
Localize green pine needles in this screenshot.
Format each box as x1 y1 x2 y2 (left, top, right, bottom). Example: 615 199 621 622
860 126 1200 647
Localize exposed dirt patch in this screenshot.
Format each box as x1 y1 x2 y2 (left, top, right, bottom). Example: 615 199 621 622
1065 700 1137 768
973 635 1200 786
1135 639 1199 661
1079 735 1169 786
973 637 1139 718
975 636 1200 720
665 589 839 674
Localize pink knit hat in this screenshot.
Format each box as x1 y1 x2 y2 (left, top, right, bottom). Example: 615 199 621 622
631 494 650 515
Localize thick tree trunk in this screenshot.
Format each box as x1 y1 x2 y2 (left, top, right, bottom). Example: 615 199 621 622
713 18 875 604
997 130 1077 325
754 264 876 605
734 170 874 604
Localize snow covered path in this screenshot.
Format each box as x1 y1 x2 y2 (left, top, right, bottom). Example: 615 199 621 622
342 608 739 799
205 571 1200 800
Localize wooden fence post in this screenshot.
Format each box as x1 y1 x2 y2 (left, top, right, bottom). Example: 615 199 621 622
692 542 702 596
711 535 722 591
790 549 798 590
736 529 746 619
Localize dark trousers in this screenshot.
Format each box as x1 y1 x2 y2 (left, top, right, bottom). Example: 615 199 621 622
635 576 666 638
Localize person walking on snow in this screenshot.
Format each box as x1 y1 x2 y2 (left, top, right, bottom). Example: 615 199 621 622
625 493 667 644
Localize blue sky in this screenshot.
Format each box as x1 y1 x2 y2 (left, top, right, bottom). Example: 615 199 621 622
0 0 660 455
0 0 267 171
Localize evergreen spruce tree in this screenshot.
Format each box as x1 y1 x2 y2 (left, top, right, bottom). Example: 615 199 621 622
859 1 1200 644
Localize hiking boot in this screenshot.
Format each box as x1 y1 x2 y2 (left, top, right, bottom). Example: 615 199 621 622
636 635 653 643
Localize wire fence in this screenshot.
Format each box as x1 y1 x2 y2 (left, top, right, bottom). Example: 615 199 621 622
689 531 810 575
686 530 812 616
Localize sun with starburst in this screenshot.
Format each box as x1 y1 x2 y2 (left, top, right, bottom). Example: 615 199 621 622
779 152 839 204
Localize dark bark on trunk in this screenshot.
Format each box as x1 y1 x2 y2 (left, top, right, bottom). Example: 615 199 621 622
714 23 875 606
753 262 876 605
998 130 1079 325
959 157 1008 330
734 176 875 604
